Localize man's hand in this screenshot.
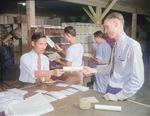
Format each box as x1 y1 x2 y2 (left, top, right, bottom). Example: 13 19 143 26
54 44 62 52
80 66 96 77
104 93 118 101
53 69 65 77
45 76 55 83
55 57 61 63
88 54 93 59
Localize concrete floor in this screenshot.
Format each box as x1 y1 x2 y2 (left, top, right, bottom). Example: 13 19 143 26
0 52 150 107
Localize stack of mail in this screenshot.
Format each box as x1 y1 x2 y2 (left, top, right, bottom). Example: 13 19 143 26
66 88 79 93
70 85 89 92
0 88 28 112
47 52 61 61
43 95 57 102
59 90 73 96
46 91 67 99
5 93 54 115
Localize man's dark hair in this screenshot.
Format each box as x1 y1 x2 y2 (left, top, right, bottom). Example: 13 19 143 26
31 32 46 42
64 26 76 37
93 30 106 38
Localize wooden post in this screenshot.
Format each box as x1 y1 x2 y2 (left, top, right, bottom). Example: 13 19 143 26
21 23 28 54
26 0 35 51
131 13 137 39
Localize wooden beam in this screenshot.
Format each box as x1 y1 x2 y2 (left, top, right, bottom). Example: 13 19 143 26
59 0 98 7
96 6 102 24
21 23 28 54
26 0 35 51
131 13 137 40
99 0 118 21
83 6 96 24
88 6 96 17
59 0 150 16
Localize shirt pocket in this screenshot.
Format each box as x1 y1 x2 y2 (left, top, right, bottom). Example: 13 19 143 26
117 55 126 69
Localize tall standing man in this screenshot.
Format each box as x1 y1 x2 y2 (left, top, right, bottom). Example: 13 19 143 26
81 12 144 101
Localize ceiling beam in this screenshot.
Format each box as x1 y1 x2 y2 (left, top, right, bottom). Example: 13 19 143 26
59 0 150 16
99 0 117 21
88 6 96 17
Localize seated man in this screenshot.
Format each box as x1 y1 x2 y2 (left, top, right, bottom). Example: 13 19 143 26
54 26 84 85
19 32 64 85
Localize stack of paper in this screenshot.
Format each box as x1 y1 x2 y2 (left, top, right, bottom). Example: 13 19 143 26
66 88 79 93
63 66 83 71
35 89 48 93
56 83 69 87
70 85 89 92
47 91 67 99
43 95 57 102
59 90 73 96
84 97 99 103
0 88 28 112
47 52 61 61
5 93 54 115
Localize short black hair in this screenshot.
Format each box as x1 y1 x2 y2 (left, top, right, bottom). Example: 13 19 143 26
31 32 46 42
93 30 105 38
64 26 76 37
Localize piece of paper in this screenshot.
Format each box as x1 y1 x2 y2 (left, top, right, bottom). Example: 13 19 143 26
43 95 57 102
56 83 69 87
59 90 73 96
83 53 89 57
84 97 99 103
0 88 28 112
66 88 79 93
47 52 61 61
7 93 54 115
46 36 55 48
47 91 67 99
95 104 121 111
70 84 89 92
35 89 48 93
63 67 83 71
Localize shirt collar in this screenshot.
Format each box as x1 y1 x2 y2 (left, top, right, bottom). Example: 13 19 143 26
99 40 106 45
31 49 41 58
116 33 126 44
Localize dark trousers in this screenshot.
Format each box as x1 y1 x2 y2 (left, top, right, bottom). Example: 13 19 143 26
106 84 122 94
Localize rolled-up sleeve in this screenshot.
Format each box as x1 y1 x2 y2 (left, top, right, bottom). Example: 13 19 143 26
116 42 144 100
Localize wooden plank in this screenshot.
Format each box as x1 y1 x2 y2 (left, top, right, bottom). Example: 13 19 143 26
26 0 35 51
83 6 96 24
131 13 137 40
21 23 28 54
0 15 3 24
13 24 21 64
88 6 96 17
96 6 102 24
99 0 118 21
59 0 150 16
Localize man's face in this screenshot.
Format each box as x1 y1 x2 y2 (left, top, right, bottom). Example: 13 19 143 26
64 33 70 42
32 37 47 54
104 19 118 39
94 37 100 44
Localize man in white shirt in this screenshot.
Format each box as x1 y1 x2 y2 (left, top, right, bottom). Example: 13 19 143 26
19 32 64 84
54 26 84 85
88 30 111 93
81 12 144 101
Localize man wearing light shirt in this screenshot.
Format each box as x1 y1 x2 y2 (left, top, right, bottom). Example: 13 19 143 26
54 26 84 85
19 32 64 85
81 12 144 101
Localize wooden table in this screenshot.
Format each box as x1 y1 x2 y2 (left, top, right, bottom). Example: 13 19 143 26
22 80 150 116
